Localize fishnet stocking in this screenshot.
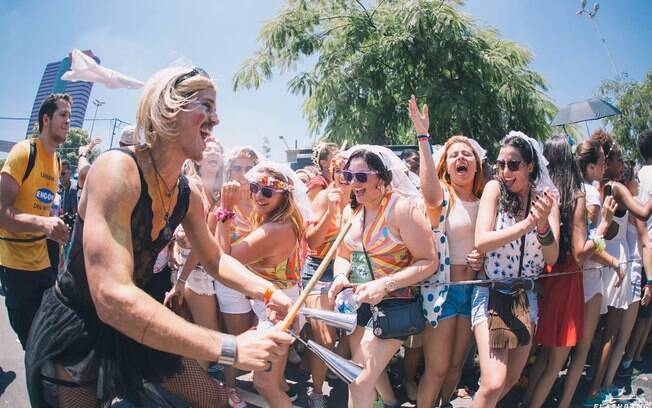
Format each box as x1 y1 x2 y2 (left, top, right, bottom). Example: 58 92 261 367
51 381 99 408
159 358 228 408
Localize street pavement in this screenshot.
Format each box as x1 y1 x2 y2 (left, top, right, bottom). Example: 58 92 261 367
1 291 650 407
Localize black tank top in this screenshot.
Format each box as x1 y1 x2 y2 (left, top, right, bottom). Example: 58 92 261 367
57 148 190 309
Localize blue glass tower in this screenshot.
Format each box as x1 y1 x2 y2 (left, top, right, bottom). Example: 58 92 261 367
26 50 100 135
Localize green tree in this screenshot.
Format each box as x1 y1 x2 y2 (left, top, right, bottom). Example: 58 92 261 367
597 71 652 160
30 125 99 168
233 0 556 154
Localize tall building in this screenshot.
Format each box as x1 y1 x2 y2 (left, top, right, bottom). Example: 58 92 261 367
26 50 100 136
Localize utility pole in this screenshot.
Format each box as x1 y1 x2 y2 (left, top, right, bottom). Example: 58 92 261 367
89 98 105 138
576 1 620 78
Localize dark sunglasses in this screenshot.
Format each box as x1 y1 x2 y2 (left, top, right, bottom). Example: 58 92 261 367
174 67 210 88
230 165 253 173
249 182 284 198
496 159 523 172
342 170 378 183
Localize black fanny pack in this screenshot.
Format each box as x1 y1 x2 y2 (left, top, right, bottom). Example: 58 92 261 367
371 296 425 339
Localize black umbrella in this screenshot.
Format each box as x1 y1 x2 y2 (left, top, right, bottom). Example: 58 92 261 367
550 97 621 126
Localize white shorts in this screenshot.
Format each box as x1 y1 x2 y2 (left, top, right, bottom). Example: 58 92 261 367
185 267 216 296
631 262 642 303
583 264 604 303
251 285 304 331
214 279 252 314
471 286 538 329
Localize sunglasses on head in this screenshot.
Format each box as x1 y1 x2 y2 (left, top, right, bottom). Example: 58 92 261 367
230 165 253 173
174 67 210 88
496 159 524 172
342 170 378 183
249 182 284 198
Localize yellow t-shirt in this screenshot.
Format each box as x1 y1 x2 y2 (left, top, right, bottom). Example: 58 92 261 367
0 138 60 271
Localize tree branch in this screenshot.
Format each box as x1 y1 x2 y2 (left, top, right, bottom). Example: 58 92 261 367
354 0 377 29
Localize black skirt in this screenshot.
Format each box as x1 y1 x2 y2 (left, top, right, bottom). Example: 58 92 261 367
25 269 182 407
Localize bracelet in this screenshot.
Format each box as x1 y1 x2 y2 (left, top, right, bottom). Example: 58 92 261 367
537 227 554 246
177 277 187 284
537 223 550 235
416 134 431 141
591 235 606 253
215 207 235 223
217 334 237 366
263 285 277 304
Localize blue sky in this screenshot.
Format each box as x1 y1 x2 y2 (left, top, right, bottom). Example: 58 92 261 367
0 0 650 160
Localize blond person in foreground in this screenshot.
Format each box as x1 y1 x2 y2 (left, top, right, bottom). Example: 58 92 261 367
24 66 292 408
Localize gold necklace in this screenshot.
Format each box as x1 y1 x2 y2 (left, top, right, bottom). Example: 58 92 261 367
148 150 176 241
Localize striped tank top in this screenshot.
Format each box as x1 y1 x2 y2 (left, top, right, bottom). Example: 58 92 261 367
345 192 414 298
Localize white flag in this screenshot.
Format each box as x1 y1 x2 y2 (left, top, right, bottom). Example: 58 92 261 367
61 49 144 89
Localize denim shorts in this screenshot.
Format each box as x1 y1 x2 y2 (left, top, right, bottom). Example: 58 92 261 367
471 285 538 329
439 284 473 321
301 256 334 294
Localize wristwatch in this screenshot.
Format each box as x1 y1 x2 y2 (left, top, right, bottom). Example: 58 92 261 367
218 334 237 366
384 277 397 293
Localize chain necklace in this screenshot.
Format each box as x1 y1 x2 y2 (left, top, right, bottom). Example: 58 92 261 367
148 149 177 241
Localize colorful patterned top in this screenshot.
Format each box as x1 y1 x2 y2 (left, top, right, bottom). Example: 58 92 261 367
248 242 302 289
307 212 340 259
229 206 253 244
345 192 415 299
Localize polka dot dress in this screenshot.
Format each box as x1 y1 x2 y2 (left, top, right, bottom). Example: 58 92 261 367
421 186 451 327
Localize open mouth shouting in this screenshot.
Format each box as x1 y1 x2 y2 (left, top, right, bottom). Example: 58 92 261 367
455 162 469 176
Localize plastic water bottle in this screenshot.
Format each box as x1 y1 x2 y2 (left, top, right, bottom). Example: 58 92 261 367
336 288 359 314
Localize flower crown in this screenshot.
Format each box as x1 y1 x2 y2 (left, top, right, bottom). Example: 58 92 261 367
255 174 294 192
330 157 347 172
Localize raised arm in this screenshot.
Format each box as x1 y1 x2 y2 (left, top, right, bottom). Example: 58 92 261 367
408 95 443 216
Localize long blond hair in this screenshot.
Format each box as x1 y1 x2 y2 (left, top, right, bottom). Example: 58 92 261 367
252 167 305 240
135 66 215 145
436 135 485 207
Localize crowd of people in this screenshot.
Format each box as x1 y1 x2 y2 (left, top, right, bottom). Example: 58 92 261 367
0 66 651 408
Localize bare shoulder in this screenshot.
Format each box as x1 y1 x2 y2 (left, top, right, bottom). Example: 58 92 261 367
84 150 141 209
484 179 501 194
260 221 295 238
393 196 426 225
